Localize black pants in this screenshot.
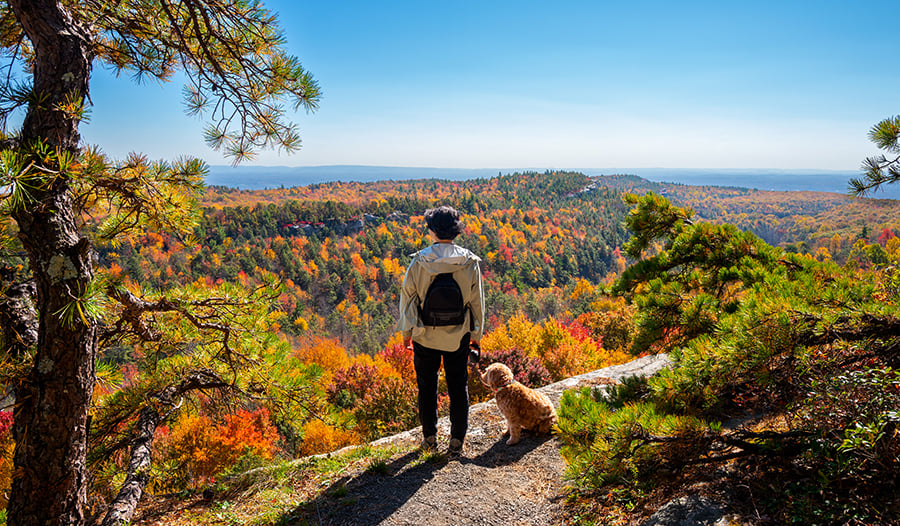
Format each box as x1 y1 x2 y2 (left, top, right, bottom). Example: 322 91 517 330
413 335 469 441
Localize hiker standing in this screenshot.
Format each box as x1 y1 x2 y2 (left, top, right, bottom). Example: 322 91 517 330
398 205 484 456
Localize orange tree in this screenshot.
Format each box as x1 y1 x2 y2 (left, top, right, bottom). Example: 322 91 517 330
0 1 319 525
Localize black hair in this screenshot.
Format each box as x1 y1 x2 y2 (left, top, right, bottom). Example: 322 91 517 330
424 205 463 240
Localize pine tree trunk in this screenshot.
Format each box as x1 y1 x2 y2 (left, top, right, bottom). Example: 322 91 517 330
6 1 95 525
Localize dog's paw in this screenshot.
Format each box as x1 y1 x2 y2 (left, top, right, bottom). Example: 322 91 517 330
506 436 520 445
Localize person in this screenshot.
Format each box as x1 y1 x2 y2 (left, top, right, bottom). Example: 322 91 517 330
397 205 484 456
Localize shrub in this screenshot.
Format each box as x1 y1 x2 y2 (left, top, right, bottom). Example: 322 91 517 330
294 337 351 381
354 376 419 439
214 408 281 464
471 347 552 403
482 347 552 388
541 339 593 381
299 419 360 457
159 413 216 484
327 359 380 409
576 304 636 352
481 313 542 358
375 342 414 379
159 408 281 485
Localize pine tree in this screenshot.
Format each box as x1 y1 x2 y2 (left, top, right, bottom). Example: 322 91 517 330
850 115 900 196
0 1 319 524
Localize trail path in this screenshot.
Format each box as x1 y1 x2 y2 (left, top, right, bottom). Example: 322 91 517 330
303 354 670 526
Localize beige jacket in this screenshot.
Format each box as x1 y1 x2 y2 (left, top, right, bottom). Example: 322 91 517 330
398 243 484 352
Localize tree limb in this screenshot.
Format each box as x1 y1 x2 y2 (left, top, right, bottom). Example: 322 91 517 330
97 368 234 526
632 428 814 470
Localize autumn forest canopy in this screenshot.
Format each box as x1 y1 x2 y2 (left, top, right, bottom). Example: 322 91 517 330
6 165 900 523
15 168 900 517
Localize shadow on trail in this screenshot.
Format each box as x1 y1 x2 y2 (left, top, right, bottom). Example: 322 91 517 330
282 449 441 526
463 433 553 469
278 433 554 525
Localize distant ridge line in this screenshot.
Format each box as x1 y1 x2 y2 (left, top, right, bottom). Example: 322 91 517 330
204 165 897 199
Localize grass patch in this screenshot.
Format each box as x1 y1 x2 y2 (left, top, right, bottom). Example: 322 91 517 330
365 459 389 474
329 483 349 498
135 441 417 526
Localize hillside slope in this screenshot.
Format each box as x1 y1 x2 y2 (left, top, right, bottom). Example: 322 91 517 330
133 355 669 526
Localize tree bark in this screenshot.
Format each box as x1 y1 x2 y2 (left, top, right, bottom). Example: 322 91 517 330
0 281 38 358
98 406 161 526
6 1 95 525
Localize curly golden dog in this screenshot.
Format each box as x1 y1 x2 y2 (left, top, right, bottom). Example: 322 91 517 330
481 362 558 445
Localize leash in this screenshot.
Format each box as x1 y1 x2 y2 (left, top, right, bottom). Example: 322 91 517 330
496 379 516 391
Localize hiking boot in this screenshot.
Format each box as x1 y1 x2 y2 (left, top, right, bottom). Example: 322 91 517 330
448 437 463 457
420 435 437 451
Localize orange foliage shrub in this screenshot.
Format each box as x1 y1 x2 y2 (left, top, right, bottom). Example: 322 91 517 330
481 313 542 358
295 337 351 381
162 408 280 483
215 408 280 464
375 343 414 379
542 339 593 380
481 314 634 382
299 420 360 456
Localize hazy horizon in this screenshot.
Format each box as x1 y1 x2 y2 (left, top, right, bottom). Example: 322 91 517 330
205 164 899 198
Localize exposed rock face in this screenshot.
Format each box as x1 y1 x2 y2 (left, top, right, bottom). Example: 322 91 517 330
366 353 672 449
640 495 734 526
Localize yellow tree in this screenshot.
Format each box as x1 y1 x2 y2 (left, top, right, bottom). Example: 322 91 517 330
0 1 319 524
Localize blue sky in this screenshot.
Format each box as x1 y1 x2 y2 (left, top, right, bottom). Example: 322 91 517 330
82 1 900 171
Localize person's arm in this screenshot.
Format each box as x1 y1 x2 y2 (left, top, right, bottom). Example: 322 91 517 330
468 260 485 344
397 260 419 349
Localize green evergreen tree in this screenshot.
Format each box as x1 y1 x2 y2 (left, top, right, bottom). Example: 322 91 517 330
0 1 319 524
851 115 900 195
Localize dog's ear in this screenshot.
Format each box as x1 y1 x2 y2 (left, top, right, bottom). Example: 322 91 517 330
481 367 494 388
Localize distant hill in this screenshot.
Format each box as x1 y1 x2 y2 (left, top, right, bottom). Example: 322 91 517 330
207 165 898 199
205 165 503 188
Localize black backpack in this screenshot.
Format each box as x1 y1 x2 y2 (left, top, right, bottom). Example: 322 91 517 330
419 273 468 327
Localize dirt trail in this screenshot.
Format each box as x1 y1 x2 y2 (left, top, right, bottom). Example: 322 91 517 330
302 354 670 526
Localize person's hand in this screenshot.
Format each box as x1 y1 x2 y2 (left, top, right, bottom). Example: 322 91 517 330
403 336 412 350
468 340 481 364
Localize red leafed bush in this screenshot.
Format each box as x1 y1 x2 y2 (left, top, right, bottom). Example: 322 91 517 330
0 411 12 508
214 408 281 463
483 347 552 387
0 411 11 437
376 342 415 379
470 347 552 403
327 360 380 409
